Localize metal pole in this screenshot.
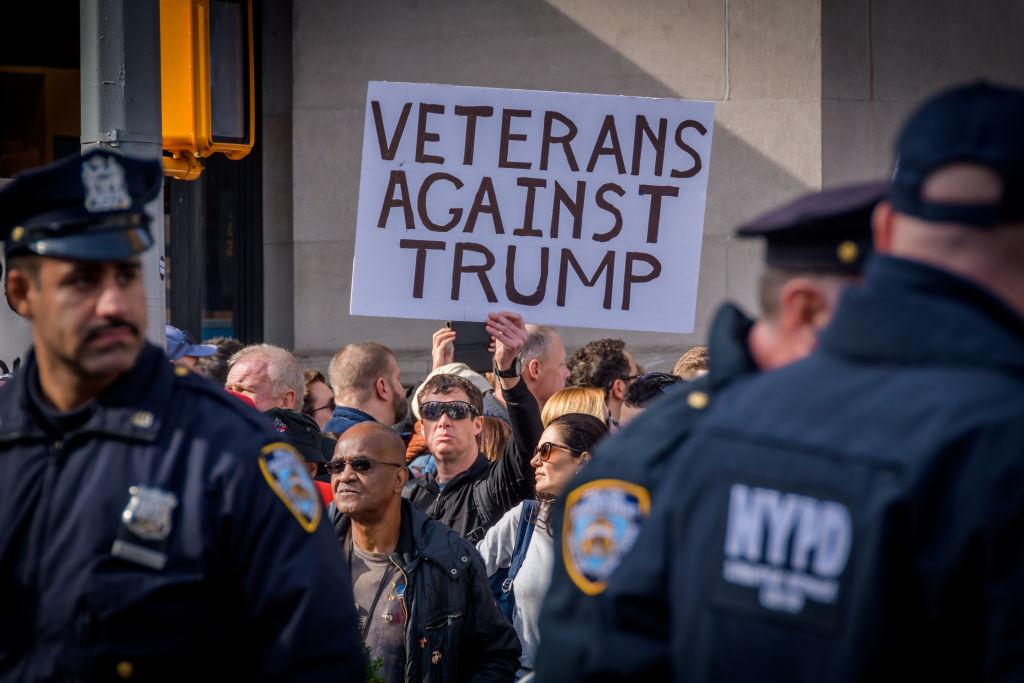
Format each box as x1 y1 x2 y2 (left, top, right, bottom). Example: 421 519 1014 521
81 0 166 345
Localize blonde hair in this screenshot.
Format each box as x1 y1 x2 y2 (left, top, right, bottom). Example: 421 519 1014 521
541 386 606 427
672 346 709 380
479 416 512 462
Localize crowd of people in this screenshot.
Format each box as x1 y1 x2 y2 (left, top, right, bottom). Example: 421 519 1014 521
158 307 692 679
0 80 1021 682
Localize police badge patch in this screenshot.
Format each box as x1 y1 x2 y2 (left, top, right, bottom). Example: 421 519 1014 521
562 479 651 595
258 442 322 533
121 485 178 541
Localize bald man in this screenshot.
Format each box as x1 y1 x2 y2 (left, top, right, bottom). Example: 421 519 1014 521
328 423 520 682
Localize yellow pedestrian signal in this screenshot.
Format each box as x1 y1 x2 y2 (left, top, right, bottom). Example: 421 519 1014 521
159 0 254 180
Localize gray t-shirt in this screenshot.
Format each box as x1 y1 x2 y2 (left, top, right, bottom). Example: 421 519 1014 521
349 538 407 683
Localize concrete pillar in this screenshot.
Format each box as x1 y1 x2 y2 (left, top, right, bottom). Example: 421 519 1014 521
80 0 166 345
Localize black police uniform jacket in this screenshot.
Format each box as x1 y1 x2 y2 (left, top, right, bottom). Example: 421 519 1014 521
635 255 1024 681
0 344 363 682
404 378 543 543
332 498 521 682
536 303 757 682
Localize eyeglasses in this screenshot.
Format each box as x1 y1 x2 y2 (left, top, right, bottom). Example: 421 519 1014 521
325 457 404 476
312 398 336 414
420 400 479 422
534 442 585 462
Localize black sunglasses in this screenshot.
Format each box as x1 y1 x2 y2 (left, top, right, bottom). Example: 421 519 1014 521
534 441 585 462
326 457 403 475
420 400 479 422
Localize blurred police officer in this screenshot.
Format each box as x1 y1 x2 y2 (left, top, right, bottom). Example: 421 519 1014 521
536 180 885 681
621 82 1024 682
0 149 362 681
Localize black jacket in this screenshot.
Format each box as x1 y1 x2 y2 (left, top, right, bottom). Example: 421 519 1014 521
536 303 757 682
632 256 1024 681
332 499 521 682
405 378 543 543
0 345 363 682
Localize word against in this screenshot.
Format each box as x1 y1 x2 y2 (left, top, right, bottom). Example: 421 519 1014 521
350 81 715 333
720 483 852 618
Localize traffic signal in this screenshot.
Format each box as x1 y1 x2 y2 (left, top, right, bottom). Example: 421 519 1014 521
160 0 254 180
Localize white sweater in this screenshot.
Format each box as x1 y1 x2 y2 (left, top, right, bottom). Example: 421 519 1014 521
476 501 553 677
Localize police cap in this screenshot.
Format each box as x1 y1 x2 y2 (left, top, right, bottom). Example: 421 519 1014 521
264 408 327 464
736 180 887 274
892 81 1024 228
0 148 162 261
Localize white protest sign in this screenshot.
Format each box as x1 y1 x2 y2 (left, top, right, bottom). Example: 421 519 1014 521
350 81 715 333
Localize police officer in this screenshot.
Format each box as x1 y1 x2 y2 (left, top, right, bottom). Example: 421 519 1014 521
536 180 886 681
0 150 363 681
609 82 1024 681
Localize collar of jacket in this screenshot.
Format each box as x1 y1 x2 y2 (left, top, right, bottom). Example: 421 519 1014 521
324 405 376 434
422 453 489 492
594 302 756 449
0 343 172 443
820 255 1024 371
331 498 466 580
704 302 758 391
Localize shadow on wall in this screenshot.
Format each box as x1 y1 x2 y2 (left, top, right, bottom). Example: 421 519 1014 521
293 0 816 370
820 0 1024 185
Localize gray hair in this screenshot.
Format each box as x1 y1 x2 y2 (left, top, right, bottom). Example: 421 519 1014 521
229 344 305 407
519 325 557 366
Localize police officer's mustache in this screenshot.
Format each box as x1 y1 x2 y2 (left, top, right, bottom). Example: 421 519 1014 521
84 319 139 342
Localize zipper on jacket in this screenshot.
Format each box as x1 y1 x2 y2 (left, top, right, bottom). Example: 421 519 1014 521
23 439 66 583
424 611 463 630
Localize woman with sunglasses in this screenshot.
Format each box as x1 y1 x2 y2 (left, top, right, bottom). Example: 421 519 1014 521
476 412 608 678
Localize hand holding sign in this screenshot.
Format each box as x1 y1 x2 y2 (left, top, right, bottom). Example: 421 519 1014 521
431 326 456 369
486 311 528 388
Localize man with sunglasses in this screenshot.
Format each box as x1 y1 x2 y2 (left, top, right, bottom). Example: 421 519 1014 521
404 311 544 543
329 421 521 682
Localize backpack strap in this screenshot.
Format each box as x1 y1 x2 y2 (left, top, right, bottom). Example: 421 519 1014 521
465 478 496 543
502 500 538 593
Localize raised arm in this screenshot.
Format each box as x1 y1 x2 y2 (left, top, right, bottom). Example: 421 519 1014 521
487 312 543 468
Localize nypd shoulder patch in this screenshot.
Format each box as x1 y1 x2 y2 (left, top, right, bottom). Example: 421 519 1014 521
258 442 322 533
562 478 651 595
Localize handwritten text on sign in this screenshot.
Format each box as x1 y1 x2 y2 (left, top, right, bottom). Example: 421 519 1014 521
350 82 715 333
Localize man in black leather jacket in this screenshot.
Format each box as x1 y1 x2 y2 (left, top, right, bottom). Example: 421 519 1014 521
330 421 521 682
404 311 544 543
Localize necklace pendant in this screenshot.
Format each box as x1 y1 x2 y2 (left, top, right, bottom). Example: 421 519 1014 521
382 610 394 623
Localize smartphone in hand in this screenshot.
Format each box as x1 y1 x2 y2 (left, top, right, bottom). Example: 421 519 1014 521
445 321 493 374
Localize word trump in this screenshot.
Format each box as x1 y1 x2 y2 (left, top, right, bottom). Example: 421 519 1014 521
351 82 715 333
